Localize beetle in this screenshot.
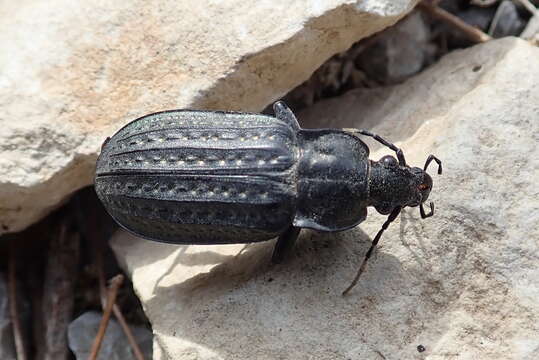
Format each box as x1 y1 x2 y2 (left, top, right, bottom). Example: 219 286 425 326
94 101 442 294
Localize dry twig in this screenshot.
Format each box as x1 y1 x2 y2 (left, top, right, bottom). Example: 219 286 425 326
75 189 146 360
41 222 80 360
96 251 145 360
419 1 493 43
8 242 26 360
471 0 499 7
87 274 125 360
112 304 146 360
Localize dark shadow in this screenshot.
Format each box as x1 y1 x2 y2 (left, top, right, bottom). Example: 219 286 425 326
399 208 432 270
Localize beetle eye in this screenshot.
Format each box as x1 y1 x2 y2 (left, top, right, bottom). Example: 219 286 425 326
380 155 398 167
418 183 429 190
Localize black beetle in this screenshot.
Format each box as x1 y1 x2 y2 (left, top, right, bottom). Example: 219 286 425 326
95 101 442 294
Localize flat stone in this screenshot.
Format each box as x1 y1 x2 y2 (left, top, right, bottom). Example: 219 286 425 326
112 37 539 359
0 0 416 235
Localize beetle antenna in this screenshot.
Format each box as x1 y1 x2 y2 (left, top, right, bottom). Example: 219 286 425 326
342 207 402 296
424 155 442 174
354 129 407 166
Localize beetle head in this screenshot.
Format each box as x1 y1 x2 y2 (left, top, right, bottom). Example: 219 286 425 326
412 155 442 218
369 154 442 217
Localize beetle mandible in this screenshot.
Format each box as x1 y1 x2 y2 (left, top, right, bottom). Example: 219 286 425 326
94 101 442 295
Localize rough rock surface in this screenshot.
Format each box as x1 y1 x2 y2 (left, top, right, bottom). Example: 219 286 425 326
112 37 539 359
0 0 416 235
67 311 153 360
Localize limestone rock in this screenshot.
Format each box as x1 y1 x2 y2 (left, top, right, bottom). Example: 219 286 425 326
0 0 417 235
111 37 539 359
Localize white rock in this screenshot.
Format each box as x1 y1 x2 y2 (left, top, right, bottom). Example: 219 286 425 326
111 37 539 359
0 0 416 234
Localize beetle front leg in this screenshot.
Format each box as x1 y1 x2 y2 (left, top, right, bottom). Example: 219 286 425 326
271 226 301 264
356 130 407 166
273 101 300 130
342 207 401 296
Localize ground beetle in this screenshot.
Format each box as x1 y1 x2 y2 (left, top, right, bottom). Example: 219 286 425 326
95 101 442 294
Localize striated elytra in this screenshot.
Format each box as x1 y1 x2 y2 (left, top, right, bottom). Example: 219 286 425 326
95 101 442 294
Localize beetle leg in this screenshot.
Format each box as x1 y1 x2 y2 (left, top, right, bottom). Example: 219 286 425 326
342 207 401 296
271 226 301 264
356 130 407 166
273 101 300 130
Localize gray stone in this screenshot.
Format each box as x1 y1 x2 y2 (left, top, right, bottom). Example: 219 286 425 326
458 6 496 32
356 11 431 84
111 38 539 359
0 0 418 235
67 311 152 360
439 6 496 49
489 1 526 38
0 274 15 360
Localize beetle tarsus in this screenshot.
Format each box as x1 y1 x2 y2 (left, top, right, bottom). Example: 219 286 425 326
342 207 401 296
272 226 301 264
420 202 434 219
356 130 407 166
